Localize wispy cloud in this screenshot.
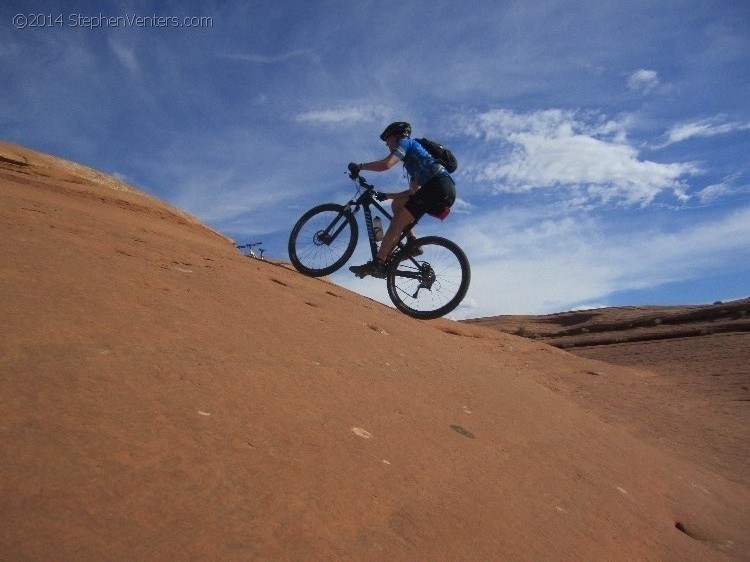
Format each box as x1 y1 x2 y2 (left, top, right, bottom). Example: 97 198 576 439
661 116 750 146
694 174 750 204
108 38 139 75
462 109 697 206
296 105 393 125
225 50 318 64
627 69 659 94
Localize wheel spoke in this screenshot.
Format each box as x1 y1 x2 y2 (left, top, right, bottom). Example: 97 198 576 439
288 204 357 277
387 236 470 319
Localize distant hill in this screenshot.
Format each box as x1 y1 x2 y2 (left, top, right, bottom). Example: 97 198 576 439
463 298 750 348
1 141 748 561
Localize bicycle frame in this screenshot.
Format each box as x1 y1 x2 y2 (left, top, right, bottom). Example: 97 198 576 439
340 175 416 263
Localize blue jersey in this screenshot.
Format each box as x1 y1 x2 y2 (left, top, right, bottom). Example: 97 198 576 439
392 138 450 186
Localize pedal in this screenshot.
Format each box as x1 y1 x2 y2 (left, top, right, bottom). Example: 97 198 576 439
349 266 366 278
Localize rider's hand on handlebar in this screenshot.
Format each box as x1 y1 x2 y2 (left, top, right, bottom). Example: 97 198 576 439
375 191 389 201
348 162 360 177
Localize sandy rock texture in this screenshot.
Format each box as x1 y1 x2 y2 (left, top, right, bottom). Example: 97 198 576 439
2 142 748 560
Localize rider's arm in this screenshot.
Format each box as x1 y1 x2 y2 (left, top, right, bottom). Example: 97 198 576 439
359 152 401 173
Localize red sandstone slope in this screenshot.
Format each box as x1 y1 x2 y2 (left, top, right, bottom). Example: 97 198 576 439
464 304 750 490
1 142 748 560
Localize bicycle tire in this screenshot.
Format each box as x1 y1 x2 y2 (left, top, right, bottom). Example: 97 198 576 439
288 203 358 277
386 236 471 320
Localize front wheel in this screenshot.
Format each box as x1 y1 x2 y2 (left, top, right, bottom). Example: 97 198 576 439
386 236 471 320
288 203 358 277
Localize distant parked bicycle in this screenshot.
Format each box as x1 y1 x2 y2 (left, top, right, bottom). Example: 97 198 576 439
288 169 470 319
237 242 264 259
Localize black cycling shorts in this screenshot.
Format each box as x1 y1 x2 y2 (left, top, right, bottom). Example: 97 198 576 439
404 174 456 220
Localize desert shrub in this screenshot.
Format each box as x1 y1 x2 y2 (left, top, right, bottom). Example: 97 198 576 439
513 325 539 339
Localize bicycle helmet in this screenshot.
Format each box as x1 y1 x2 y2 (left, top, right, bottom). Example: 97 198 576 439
380 121 411 141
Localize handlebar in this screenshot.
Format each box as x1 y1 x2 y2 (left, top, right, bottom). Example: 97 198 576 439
347 167 375 190
346 168 390 203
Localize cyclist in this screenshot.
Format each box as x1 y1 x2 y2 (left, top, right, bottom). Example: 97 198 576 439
348 121 456 278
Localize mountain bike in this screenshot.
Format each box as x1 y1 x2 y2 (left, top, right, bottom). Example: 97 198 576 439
237 242 264 259
288 170 470 319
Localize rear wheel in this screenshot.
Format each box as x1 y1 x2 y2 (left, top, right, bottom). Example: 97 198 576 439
288 203 358 276
386 236 470 319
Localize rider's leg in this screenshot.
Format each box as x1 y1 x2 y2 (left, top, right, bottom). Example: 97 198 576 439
349 200 418 278
376 206 415 262
391 197 418 243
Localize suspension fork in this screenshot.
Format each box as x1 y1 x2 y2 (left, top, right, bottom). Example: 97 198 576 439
319 213 351 245
319 196 360 245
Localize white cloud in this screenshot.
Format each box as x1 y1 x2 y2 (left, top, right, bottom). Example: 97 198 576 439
463 109 697 206
226 50 318 64
627 69 659 94
662 117 750 146
111 171 134 184
108 39 139 75
696 182 733 204
448 204 750 316
296 105 392 125
450 197 475 214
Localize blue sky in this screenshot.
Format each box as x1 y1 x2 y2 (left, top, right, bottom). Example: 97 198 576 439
2 0 749 318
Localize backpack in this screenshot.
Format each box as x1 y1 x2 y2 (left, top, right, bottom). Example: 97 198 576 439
416 138 458 173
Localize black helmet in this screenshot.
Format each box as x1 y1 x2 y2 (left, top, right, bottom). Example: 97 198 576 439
380 121 411 141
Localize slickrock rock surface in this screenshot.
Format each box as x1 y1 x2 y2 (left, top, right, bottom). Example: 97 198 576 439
2 142 747 560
